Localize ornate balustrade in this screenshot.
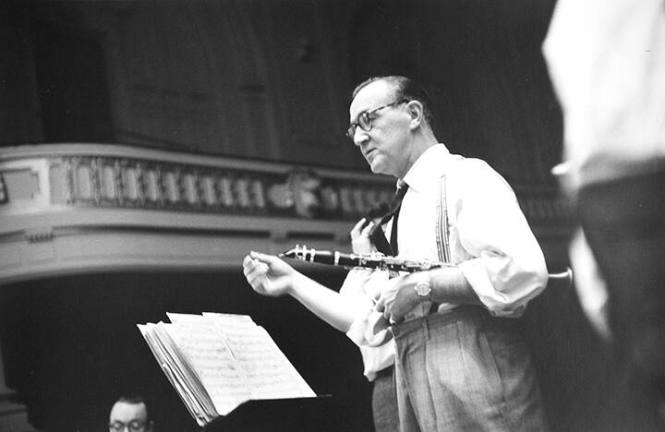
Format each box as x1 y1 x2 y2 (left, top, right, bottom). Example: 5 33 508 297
0 143 573 284
0 143 396 284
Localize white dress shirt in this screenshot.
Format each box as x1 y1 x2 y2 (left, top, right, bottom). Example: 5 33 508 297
344 144 548 378
543 0 665 189
397 144 548 318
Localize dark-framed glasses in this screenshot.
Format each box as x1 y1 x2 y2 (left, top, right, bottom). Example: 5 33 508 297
109 420 148 432
346 99 409 140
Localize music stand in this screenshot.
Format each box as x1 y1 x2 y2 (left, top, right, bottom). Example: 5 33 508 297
201 396 339 432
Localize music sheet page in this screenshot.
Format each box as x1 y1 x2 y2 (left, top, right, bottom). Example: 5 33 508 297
203 312 316 399
165 313 252 416
139 312 316 423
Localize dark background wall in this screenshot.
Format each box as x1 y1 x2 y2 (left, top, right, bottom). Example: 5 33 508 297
1 268 373 431
1 0 562 183
0 1 630 431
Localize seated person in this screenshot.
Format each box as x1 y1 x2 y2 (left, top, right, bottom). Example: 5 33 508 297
108 394 154 432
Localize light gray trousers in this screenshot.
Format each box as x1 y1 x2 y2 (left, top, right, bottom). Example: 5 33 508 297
392 307 549 432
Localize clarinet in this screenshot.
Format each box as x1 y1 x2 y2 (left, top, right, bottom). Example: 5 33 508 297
278 244 454 273
278 244 574 284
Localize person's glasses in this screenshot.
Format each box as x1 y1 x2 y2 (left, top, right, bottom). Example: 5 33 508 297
346 100 408 140
109 420 147 432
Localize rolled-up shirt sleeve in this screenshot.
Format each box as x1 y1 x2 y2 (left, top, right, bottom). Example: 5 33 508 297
339 268 393 346
339 268 395 381
454 161 548 317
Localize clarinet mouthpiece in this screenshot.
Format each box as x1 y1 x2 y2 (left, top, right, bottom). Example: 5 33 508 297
278 248 293 258
279 245 311 261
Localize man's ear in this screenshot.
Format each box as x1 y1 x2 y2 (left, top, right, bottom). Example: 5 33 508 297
406 100 424 130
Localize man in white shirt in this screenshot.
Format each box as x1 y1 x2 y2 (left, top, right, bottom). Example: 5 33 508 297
348 76 548 431
543 0 665 427
244 75 549 431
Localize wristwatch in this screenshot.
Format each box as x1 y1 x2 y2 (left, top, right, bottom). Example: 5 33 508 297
414 273 432 298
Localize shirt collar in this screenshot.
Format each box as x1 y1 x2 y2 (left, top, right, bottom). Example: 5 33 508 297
401 144 452 192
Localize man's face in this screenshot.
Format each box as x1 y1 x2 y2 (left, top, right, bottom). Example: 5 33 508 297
109 401 152 432
349 80 411 178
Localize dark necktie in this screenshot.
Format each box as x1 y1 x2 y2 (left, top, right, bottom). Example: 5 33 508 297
388 184 408 255
368 184 408 256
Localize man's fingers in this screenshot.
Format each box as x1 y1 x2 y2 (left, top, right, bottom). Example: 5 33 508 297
243 256 268 276
242 256 257 275
350 218 367 238
249 250 269 262
243 257 268 280
249 250 277 265
353 218 367 231
360 221 375 237
248 262 269 279
247 272 267 289
249 251 288 273
351 218 374 238
245 268 261 286
244 267 261 283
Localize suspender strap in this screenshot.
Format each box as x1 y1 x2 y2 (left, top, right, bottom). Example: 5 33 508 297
435 175 451 264
429 175 451 315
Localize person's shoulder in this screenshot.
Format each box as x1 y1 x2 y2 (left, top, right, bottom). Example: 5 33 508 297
448 156 514 191
448 155 497 177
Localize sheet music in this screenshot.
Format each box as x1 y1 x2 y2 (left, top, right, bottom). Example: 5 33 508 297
139 312 316 423
138 323 214 424
203 312 316 399
165 313 252 416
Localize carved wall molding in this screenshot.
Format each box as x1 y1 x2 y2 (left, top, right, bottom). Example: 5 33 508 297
0 143 394 284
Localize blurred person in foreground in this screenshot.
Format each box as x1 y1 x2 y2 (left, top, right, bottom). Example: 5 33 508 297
543 0 665 428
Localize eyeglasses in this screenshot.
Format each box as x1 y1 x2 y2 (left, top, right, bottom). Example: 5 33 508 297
346 100 408 140
109 420 147 432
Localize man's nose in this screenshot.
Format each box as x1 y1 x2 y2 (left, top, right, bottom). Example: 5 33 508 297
352 128 369 147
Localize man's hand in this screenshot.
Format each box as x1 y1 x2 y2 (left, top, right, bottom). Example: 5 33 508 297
350 217 377 254
242 251 296 297
374 273 424 324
